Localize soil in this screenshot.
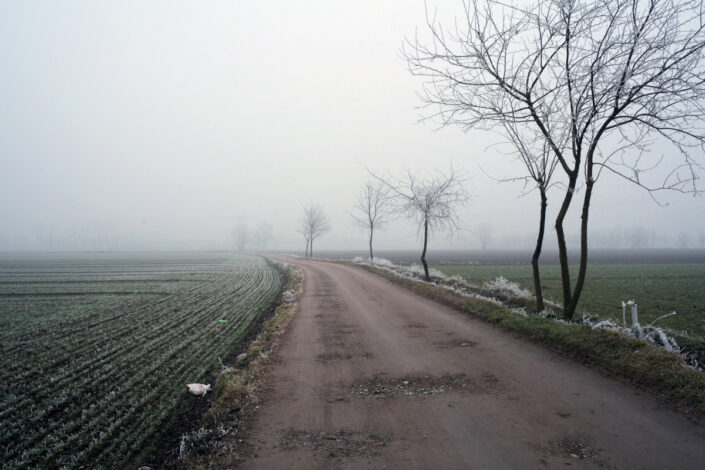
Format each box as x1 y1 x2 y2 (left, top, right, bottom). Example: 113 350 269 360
223 257 705 469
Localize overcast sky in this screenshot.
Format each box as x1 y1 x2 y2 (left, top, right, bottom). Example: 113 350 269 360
1 0 704 253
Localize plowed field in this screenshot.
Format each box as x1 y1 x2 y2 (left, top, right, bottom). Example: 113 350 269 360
0 252 280 469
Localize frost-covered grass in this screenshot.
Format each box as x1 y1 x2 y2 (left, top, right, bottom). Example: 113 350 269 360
435 263 705 336
352 261 705 417
482 276 532 298
352 257 553 315
351 256 448 280
436 262 705 370
352 256 472 287
0 253 281 469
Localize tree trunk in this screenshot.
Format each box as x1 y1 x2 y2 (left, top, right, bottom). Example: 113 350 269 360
566 179 594 319
555 173 578 319
305 238 310 259
531 187 548 312
421 217 430 281
369 228 374 261
310 239 314 259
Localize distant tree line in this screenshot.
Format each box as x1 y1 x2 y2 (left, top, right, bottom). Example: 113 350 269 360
231 221 274 252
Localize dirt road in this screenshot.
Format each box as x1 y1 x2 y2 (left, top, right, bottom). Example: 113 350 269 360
239 258 705 469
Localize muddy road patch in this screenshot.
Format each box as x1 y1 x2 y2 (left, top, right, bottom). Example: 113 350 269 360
342 373 504 400
279 429 394 458
316 351 375 363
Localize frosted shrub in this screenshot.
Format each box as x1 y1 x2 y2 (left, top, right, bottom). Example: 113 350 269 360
581 313 692 364
178 426 230 461
352 257 396 269
370 257 395 268
402 263 447 280
589 318 622 331
352 256 446 282
482 276 531 298
281 291 296 304
630 323 680 353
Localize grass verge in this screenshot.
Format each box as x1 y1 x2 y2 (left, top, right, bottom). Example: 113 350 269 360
179 261 304 468
352 263 705 420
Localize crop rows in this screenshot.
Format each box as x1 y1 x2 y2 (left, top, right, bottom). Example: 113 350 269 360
0 253 281 469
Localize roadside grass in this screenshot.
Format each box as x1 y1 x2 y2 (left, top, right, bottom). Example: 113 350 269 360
181 262 304 468
435 263 705 336
208 265 302 421
353 263 705 419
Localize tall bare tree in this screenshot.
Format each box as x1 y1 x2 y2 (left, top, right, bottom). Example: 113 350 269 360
372 168 469 281
406 0 705 319
501 122 561 311
298 203 331 259
298 218 311 259
351 180 391 260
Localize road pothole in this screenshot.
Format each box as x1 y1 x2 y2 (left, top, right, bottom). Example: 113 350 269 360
345 373 503 399
432 338 478 349
316 351 375 363
279 429 392 458
332 326 359 335
557 437 600 460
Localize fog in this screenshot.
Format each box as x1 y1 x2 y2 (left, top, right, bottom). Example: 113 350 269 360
2 1 704 253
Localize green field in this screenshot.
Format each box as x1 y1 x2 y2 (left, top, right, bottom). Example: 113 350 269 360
0 252 281 469
434 263 705 336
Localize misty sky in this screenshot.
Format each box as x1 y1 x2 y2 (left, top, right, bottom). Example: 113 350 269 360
1 0 704 253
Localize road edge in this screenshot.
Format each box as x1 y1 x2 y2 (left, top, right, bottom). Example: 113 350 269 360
179 258 304 468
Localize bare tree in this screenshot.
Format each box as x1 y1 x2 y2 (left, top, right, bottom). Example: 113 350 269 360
481 118 561 310
232 221 248 252
371 167 469 281
297 218 311 259
480 117 561 310
351 180 391 260
298 203 331 259
253 222 273 251
500 123 561 311
677 231 690 249
475 224 493 250
406 0 705 319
